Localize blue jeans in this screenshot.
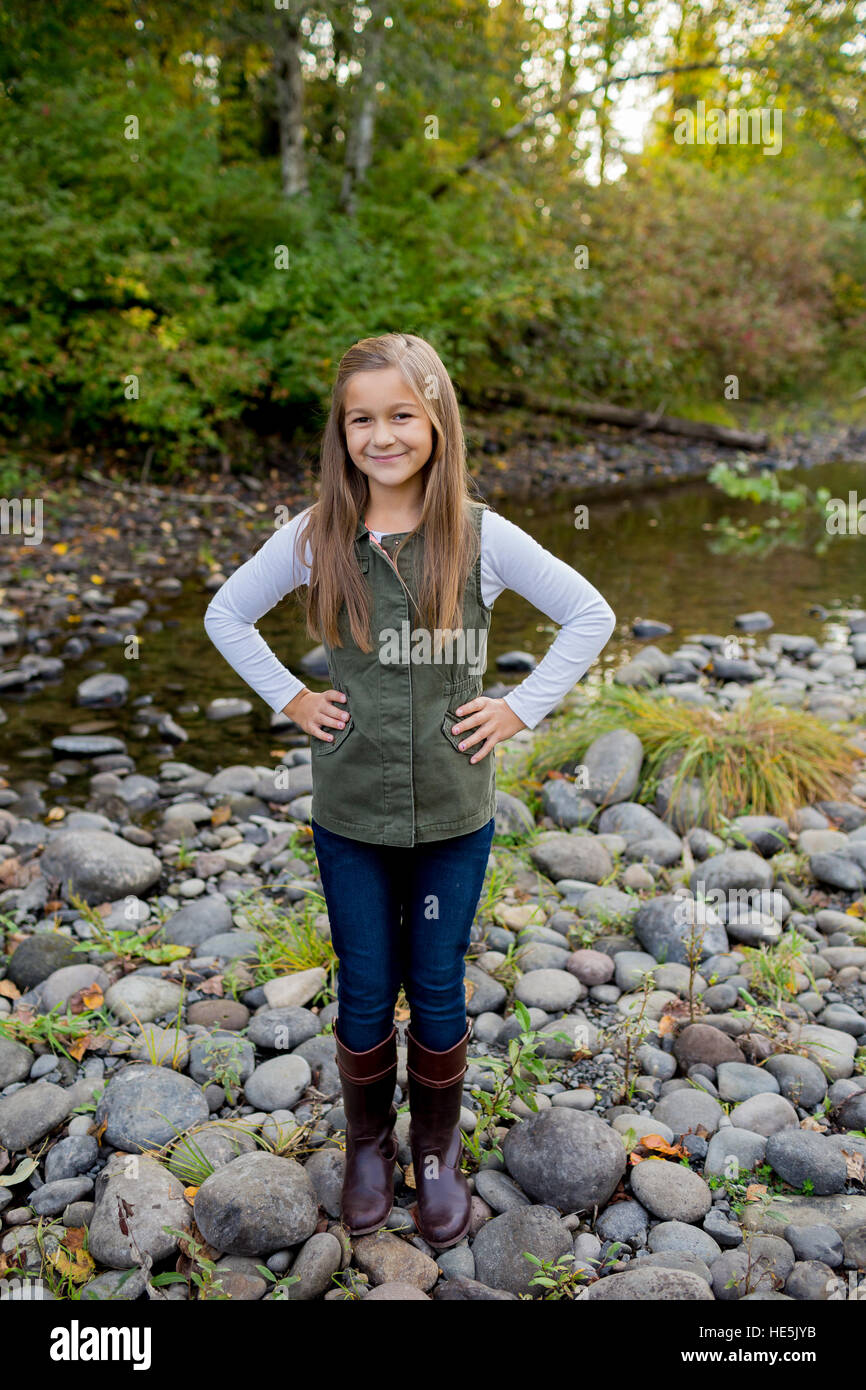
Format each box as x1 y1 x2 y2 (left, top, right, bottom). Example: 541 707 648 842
311 816 496 1053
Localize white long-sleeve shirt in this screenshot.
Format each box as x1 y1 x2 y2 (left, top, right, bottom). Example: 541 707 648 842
203 505 616 731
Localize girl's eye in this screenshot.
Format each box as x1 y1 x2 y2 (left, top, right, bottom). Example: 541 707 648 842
350 413 412 424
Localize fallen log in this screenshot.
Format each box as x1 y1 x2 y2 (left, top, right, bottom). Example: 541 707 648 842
471 386 770 450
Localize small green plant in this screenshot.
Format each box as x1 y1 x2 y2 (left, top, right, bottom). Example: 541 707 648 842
0 1001 117 1062
154 1226 228 1300
519 1250 594 1299
174 839 196 869
604 970 657 1104
68 892 191 967
254 1265 302 1299
460 1001 575 1168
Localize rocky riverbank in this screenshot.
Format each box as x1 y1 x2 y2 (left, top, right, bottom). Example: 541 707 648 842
1 609 865 1301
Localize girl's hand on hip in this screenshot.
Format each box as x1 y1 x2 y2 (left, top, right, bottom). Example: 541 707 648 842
283 688 349 742
451 697 527 763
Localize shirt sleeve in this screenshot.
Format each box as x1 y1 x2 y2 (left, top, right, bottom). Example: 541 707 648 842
203 507 315 715
479 507 617 731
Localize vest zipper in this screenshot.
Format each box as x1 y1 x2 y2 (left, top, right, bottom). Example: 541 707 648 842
366 531 417 844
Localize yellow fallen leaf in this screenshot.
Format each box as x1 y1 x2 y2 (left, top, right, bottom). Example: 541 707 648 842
403 1162 416 1190
657 1014 677 1037
49 1246 95 1285
51 542 69 555
81 983 104 1009
66 1034 93 1062
183 1186 199 1204
46 807 66 822
211 805 232 827
0 980 21 1000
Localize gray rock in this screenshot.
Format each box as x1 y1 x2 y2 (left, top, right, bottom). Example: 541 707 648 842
246 1007 322 1052
513 968 581 1012
788 1024 857 1080
704 1127 768 1179
836 1092 866 1129
473 1169 532 1214
463 963 507 1015
194 1152 319 1256
161 896 234 947
651 1089 725 1138
103 973 185 1025
785 1260 845 1299
809 853 864 892
765 1130 847 1195
95 1064 209 1152
244 1055 312 1112
691 850 774 895
0 1038 34 1088
302 1149 346 1221
529 832 613 885
501 1109 626 1213
633 894 728 964
39 829 162 904
578 1267 713 1300
742 1194 866 1241
764 1054 828 1108
29 1177 94 1216
711 1239 792 1299
818 1004 866 1037
583 730 644 807
81 1268 149 1301
673 1023 744 1069
629 1160 712 1223
595 1199 649 1244
40 965 110 1012
279 1232 343 1300
471 1205 573 1297
728 1093 799 1136
167 1121 257 1178
703 1209 743 1247
44 1135 99 1183
6 934 79 989
0 1082 72 1153
88 1154 190 1269
715 1062 780 1102
636 1044 677 1081
784 1223 843 1266
188 1032 255 1089
647 1220 721 1263
613 950 658 991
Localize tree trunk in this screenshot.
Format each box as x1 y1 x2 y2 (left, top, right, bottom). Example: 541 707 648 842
339 0 387 215
471 385 770 449
273 7 308 198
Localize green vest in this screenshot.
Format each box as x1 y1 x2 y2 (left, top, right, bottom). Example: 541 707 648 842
309 498 496 846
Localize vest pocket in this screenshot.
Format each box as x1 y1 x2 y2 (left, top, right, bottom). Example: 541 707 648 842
310 714 354 755
441 708 473 755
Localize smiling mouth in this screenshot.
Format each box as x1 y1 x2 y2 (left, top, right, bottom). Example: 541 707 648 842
369 454 406 461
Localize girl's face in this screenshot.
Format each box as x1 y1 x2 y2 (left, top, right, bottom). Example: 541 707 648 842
343 367 434 494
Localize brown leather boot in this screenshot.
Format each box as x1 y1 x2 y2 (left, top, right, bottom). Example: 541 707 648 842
333 1018 399 1236
406 1020 473 1249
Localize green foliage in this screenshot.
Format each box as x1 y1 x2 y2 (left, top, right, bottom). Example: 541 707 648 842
0 2 864 475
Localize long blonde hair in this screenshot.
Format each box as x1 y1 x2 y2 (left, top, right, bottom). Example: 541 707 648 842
295 332 483 652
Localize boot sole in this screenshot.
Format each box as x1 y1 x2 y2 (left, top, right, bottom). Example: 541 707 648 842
408 1200 472 1250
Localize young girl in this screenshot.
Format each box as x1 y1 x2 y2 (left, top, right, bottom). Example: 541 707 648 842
204 332 617 1250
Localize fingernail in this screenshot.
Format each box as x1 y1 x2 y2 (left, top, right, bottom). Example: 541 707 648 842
459 742 465 750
